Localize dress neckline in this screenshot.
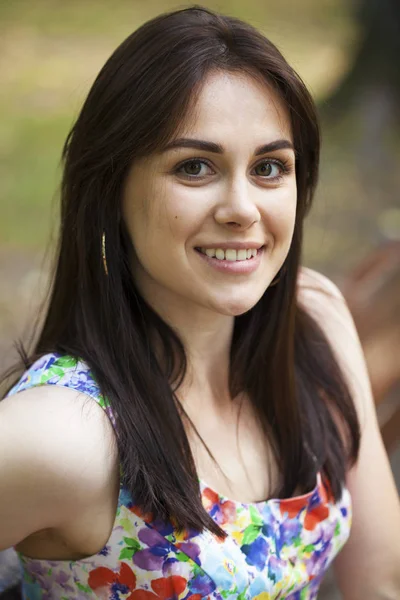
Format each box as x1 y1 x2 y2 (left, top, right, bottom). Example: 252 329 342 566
199 471 322 509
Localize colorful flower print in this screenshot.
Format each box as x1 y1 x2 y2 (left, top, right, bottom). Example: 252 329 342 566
8 353 353 600
88 562 136 596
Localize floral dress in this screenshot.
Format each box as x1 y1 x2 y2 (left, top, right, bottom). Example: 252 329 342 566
6 353 352 600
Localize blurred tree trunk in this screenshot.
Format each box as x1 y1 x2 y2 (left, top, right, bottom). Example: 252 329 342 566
324 0 400 118
320 0 400 231
307 0 400 278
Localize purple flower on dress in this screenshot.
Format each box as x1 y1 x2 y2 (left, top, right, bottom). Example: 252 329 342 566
26 562 49 578
177 542 200 563
188 572 216 595
306 537 333 578
133 549 165 571
161 557 180 577
99 544 111 556
54 571 71 586
54 572 75 595
133 526 172 571
275 517 302 555
267 555 284 583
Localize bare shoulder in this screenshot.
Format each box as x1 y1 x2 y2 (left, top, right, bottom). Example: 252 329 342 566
297 266 366 406
297 266 359 354
0 384 118 550
297 266 344 304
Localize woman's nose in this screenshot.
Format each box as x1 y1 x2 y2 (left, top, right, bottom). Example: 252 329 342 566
213 179 261 230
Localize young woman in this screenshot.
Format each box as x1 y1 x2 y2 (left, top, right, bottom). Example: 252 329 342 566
1 5 399 599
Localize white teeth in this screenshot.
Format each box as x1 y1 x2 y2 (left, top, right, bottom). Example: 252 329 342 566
225 249 237 261
199 247 261 261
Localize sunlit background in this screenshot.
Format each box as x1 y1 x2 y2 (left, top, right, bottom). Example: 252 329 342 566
0 1 399 596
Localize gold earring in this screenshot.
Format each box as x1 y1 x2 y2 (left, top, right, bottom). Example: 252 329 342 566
102 231 109 276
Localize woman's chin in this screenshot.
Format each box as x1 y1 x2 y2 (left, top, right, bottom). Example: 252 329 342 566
210 295 262 318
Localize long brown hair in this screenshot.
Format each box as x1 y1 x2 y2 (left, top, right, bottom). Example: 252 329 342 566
2 5 360 538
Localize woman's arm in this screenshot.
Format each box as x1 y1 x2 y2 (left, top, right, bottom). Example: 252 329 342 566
0 385 116 552
298 267 400 599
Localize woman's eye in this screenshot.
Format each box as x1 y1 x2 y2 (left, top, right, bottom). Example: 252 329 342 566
176 159 213 179
254 161 282 178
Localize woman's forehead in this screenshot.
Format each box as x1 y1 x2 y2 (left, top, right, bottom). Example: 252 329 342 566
173 71 292 142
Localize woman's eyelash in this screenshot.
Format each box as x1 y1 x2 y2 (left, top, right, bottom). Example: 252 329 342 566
173 157 293 180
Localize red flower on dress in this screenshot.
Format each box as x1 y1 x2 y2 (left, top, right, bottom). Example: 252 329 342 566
88 562 136 594
279 476 333 531
129 504 154 523
128 575 187 600
202 487 236 526
89 567 190 600
279 496 309 520
304 478 332 531
304 504 330 531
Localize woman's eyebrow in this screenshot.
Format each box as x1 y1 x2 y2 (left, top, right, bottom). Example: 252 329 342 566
161 137 295 156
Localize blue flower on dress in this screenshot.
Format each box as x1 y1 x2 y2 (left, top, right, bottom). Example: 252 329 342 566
275 518 302 555
241 536 269 571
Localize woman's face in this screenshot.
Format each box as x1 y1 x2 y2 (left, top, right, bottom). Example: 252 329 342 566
122 71 297 318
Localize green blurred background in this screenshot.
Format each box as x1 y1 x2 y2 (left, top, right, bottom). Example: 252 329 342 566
1 0 399 358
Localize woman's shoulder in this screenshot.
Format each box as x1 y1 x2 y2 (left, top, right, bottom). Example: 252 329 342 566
297 267 373 423
296 266 356 351
297 266 344 303
2 352 117 484
2 375 117 479
4 352 117 482
297 265 358 351
297 267 359 344
0 356 118 550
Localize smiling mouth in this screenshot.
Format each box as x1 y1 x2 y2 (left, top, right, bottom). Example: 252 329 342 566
194 246 265 262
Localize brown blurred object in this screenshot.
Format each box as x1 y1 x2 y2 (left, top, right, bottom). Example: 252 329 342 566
341 241 400 454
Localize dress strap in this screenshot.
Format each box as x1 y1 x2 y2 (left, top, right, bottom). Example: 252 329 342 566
6 352 117 430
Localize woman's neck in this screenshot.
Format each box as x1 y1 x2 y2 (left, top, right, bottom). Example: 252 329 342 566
146 292 235 406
